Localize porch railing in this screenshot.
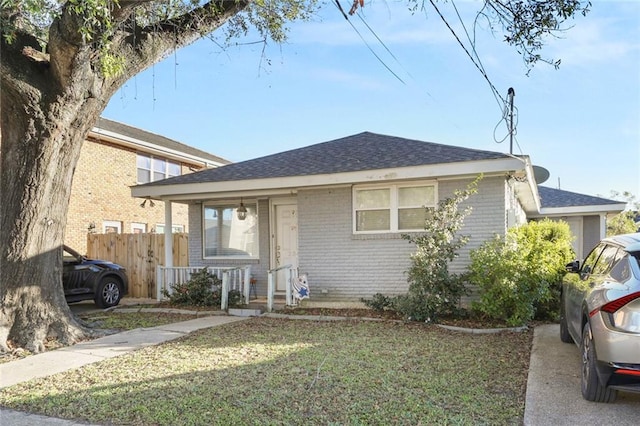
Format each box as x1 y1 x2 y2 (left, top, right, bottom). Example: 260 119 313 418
156 265 252 309
266 264 300 312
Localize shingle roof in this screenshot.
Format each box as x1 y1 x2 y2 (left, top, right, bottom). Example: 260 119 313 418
93 117 229 165
538 186 622 208
140 131 511 187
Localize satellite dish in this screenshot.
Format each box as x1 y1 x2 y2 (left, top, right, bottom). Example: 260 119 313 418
533 165 550 184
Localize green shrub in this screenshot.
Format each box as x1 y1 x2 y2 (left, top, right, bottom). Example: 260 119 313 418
468 219 574 326
398 177 480 322
361 293 394 311
163 268 245 308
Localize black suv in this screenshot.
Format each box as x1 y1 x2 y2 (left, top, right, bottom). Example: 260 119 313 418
63 245 128 308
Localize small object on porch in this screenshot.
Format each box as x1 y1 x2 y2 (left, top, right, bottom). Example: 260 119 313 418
292 274 310 305
249 276 258 300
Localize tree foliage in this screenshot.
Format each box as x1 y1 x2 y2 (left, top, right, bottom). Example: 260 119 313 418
607 190 639 236
468 219 575 326
393 177 480 322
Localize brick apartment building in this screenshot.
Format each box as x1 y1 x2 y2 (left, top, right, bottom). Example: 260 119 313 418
65 117 229 253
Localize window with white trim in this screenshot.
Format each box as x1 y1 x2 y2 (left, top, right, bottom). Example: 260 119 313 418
203 203 258 258
155 224 185 234
131 223 147 234
137 154 181 183
353 183 436 233
103 220 122 234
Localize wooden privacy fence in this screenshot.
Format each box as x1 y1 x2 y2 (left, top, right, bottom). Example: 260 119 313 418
86 233 189 298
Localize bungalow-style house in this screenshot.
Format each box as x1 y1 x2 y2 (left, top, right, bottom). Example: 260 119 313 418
66 117 229 253
131 132 625 304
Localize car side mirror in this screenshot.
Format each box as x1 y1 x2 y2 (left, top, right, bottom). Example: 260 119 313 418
566 260 580 273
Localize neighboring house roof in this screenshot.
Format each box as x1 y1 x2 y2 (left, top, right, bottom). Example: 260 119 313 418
91 117 230 167
535 186 626 216
137 131 517 186
132 131 538 211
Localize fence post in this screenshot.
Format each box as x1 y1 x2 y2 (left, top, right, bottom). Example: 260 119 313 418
267 271 274 313
221 270 229 310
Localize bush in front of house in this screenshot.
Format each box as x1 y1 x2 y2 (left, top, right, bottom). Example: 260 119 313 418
468 219 575 326
362 178 479 322
163 268 244 308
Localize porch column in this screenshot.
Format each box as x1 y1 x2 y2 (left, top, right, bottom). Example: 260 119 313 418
164 200 173 268
599 213 607 240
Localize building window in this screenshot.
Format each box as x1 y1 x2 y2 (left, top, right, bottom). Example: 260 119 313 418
353 183 436 233
103 220 122 233
137 154 181 183
203 203 258 258
131 223 147 234
155 224 185 234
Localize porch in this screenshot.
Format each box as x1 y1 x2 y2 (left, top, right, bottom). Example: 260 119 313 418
155 264 306 312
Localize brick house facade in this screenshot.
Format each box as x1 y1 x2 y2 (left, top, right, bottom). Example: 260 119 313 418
65 118 228 253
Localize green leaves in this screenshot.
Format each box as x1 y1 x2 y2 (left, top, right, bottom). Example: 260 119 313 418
398 176 481 322
469 219 575 326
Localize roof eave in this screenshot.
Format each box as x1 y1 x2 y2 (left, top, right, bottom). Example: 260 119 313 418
89 126 228 168
131 156 527 200
531 203 627 217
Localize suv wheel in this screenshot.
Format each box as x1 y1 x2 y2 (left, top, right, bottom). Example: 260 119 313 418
581 322 616 402
95 277 122 308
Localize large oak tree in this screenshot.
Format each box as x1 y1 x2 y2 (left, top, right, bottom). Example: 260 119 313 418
0 0 590 353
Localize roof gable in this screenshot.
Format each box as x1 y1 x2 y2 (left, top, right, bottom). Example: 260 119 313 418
144 131 511 186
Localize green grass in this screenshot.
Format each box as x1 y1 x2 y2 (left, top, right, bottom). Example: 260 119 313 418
77 311 200 331
0 318 532 425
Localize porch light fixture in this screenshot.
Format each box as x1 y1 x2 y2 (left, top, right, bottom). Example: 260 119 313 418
140 198 156 208
237 198 248 221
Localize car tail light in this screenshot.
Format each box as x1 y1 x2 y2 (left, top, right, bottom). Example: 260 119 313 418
592 291 640 333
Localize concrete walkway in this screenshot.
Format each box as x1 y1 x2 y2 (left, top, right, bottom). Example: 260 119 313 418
524 324 640 425
2 314 640 425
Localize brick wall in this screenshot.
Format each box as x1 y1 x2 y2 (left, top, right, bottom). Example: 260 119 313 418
65 137 192 254
297 176 508 301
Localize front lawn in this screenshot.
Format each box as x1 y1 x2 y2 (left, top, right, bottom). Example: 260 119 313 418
0 318 532 425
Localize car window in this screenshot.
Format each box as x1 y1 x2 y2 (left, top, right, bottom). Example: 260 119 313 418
582 244 606 275
610 253 631 282
592 245 620 275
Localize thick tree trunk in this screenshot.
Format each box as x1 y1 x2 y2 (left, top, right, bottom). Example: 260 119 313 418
0 91 107 352
0 29 112 352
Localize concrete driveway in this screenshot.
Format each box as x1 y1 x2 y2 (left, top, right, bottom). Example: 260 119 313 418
525 324 640 425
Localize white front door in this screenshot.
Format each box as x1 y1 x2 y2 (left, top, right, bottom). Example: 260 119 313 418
273 202 298 292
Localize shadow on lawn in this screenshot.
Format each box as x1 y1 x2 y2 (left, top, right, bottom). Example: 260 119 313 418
1 318 532 425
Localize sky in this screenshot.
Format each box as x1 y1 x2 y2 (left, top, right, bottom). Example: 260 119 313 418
102 0 640 202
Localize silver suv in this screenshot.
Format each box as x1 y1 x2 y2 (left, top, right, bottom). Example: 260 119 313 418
560 232 640 402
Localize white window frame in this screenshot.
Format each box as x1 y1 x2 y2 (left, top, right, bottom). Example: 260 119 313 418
136 153 181 184
202 201 259 260
103 220 122 234
353 181 437 234
155 224 185 234
131 222 147 233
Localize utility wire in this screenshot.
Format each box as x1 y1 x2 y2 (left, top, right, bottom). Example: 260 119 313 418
333 0 406 85
428 0 505 106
